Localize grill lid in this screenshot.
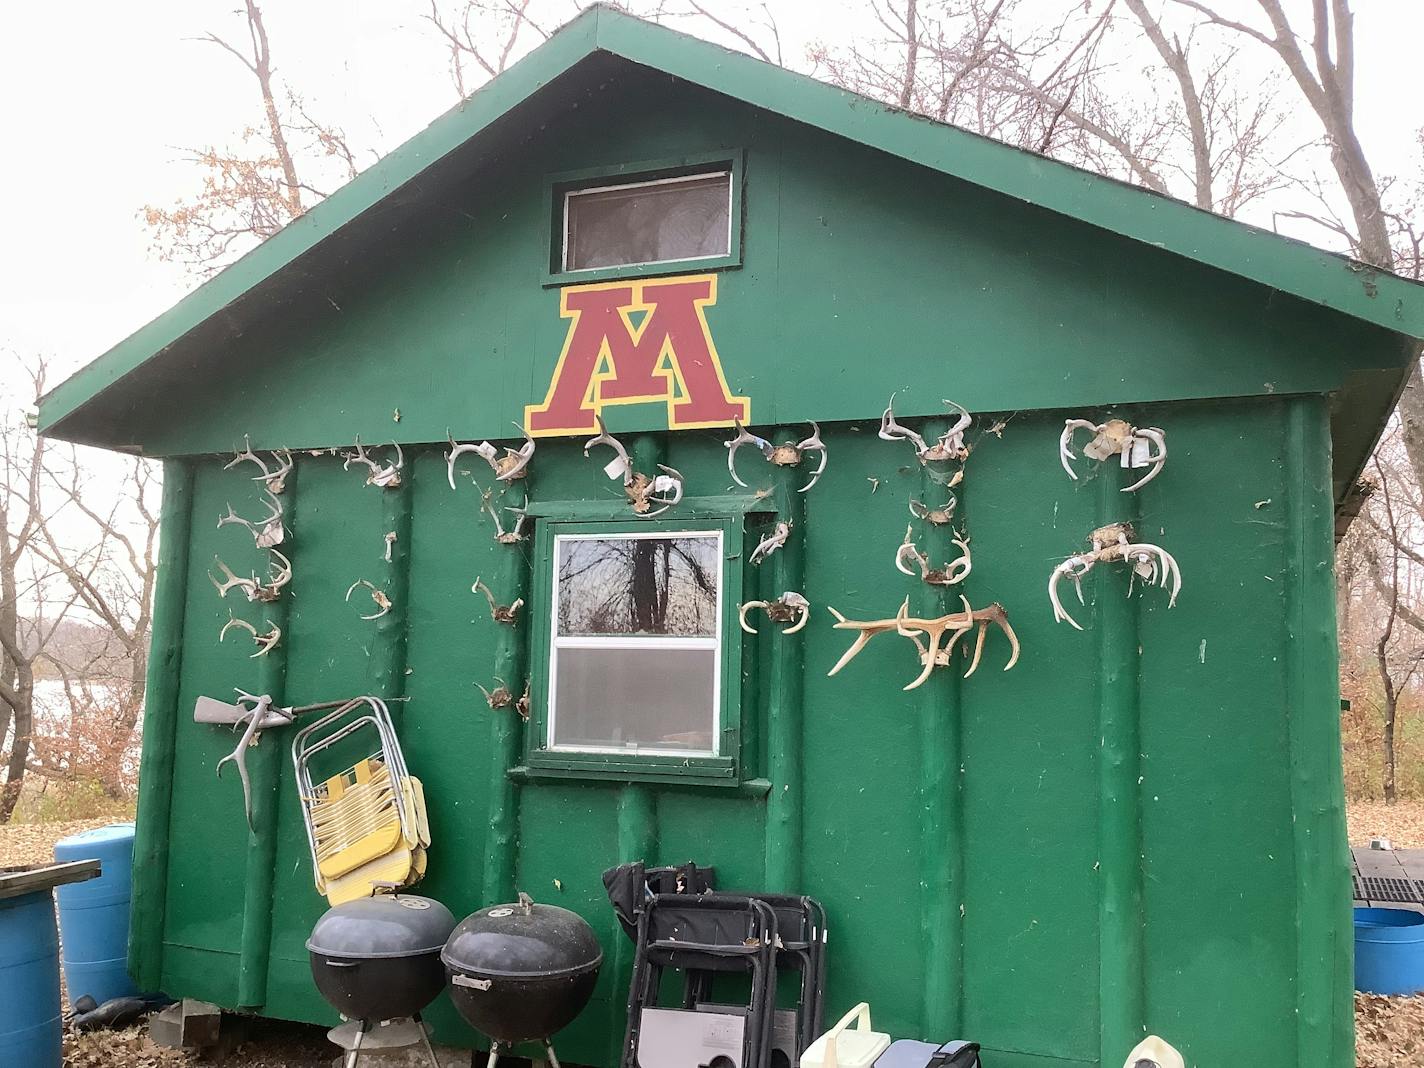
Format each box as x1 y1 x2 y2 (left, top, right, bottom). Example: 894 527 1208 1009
307 894 456 960
442 894 602 980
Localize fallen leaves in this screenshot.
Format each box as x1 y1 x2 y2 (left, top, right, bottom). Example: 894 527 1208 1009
1348 800 1424 849
1356 992 1424 1068
0 817 116 869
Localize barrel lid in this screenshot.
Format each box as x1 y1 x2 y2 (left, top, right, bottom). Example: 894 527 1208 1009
442 898 602 980
307 894 456 960
55 823 135 852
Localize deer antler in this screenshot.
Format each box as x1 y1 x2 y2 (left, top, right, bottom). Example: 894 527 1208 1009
343 437 404 488
828 595 1019 689
345 578 392 620
217 491 285 548
219 613 282 657
895 525 972 586
472 576 524 624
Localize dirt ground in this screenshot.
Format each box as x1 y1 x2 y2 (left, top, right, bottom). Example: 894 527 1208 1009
7 806 1424 1066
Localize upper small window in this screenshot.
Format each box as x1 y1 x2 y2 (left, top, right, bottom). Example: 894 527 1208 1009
562 171 732 273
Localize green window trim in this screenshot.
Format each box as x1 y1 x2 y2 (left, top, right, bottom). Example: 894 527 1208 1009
526 512 750 787
541 150 746 287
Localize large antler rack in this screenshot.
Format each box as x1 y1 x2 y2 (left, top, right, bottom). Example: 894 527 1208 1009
827 595 1020 691
879 394 972 468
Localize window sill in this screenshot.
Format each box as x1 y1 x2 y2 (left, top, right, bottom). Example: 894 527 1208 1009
541 252 741 289
508 764 771 796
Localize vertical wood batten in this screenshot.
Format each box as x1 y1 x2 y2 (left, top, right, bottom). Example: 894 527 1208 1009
237 460 299 1008
1284 395 1353 1067
1096 465 1144 1064
764 433 806 893
918 419 962 1037
609 783 659 1061
127 459 194 992
485 460 533 906
372 471 416 697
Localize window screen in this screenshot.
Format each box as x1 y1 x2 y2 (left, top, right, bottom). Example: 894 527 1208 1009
548 531 722 755
562 171 732 272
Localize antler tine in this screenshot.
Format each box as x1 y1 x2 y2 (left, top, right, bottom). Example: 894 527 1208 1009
389 441 404 470
1048 557 1089 630
797 421 828 492
739 600 768 635
267 549 292 591
724 418 773 489
641 464 684 518
783 593 811 634
343 436 374 472
1134 542 1182 606
878 391 928 453
584 415 633 485
498 422 536 482
1059 420 1093 480
988 604 1021 672
1121 427 1167 493
895 525 927 578
942 399 972 436
209 556 256 599
224 435 270 476
219 613 257 642
471 576 498 615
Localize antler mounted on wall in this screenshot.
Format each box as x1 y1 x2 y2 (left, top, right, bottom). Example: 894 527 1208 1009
447 425 536 487
472 576 524 624
1060 418 1167 492
478 485 530 544
217 491 285 549
879 395 972 468
738 592 811 634
895 525 971 586
225 436 294 495
343 438 404 488
1048 522 1182 630
209 550 291 603
826 595 1019 690
725 420 828 492
583 416 684 517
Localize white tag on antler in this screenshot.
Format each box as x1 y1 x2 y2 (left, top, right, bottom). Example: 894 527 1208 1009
1129 437 1154 468
603 457 626 481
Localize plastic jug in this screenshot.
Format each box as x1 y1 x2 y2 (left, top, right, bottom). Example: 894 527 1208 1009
800 1004 890 1068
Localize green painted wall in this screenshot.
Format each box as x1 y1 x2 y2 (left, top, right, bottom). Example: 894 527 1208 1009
126 69 1354 1068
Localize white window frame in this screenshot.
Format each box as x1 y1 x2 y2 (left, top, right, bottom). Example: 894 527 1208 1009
547 528 724 757
560 170 735 274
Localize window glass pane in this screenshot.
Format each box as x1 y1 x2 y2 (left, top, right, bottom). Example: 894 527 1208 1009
553 646 717 752
565 173 730 271
557 535 719 637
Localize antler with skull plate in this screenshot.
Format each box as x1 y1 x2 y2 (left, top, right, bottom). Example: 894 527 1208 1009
725 420 828 492
447 424 536 488
209 550 292 603
1060 418 1167 492
343 438 404 488
1048 522 1182 630
583 416 684 517
218 490 285 549
219 613 282 658
879 394 973 466
896 525 971 586
738 592 811 634
225 436 294 495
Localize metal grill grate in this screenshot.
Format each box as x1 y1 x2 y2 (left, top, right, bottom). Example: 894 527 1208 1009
1359 876 1422 903
1353 874 1365 901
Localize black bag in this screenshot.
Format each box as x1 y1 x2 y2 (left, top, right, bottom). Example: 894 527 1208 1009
874 1039 982 1068
601 860 717 942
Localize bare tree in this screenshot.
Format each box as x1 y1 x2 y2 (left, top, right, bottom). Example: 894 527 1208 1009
426 0 552 97
143 0 361 275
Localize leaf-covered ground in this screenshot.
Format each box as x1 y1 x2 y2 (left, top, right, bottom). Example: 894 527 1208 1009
7 807 1424 1065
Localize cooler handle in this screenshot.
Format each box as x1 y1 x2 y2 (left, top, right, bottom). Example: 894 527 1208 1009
822 1002 872 1068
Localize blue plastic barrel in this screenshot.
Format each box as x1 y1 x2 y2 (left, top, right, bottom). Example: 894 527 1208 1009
0 889 63 1067
1354 907 1424 995
54 823 138 1006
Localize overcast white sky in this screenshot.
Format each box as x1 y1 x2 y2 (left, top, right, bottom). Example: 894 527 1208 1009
1 0 1422 398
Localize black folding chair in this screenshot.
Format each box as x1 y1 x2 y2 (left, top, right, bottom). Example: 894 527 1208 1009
620 894 779 1068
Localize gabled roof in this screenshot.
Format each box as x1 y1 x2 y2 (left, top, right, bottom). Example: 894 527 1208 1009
38 3 1424 442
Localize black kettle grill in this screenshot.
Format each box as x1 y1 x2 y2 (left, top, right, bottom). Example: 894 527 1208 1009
442 892 603 1068
307 893 456 1067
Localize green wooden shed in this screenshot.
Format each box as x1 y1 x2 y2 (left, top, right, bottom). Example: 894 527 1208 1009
37 7 1424 1067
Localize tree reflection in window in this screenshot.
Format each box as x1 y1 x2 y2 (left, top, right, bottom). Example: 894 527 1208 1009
557 535 718 637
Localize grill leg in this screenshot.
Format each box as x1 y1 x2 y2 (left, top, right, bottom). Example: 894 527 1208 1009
345 1021 369 1068
414 1013 441 1068
544 1041 563 1068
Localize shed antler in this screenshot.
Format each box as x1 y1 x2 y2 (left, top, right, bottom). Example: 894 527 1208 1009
827 595 1019 690
472 576 524 624
738 592 811 635
345 578 392 620
219 614 282 657
225 437 294 495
